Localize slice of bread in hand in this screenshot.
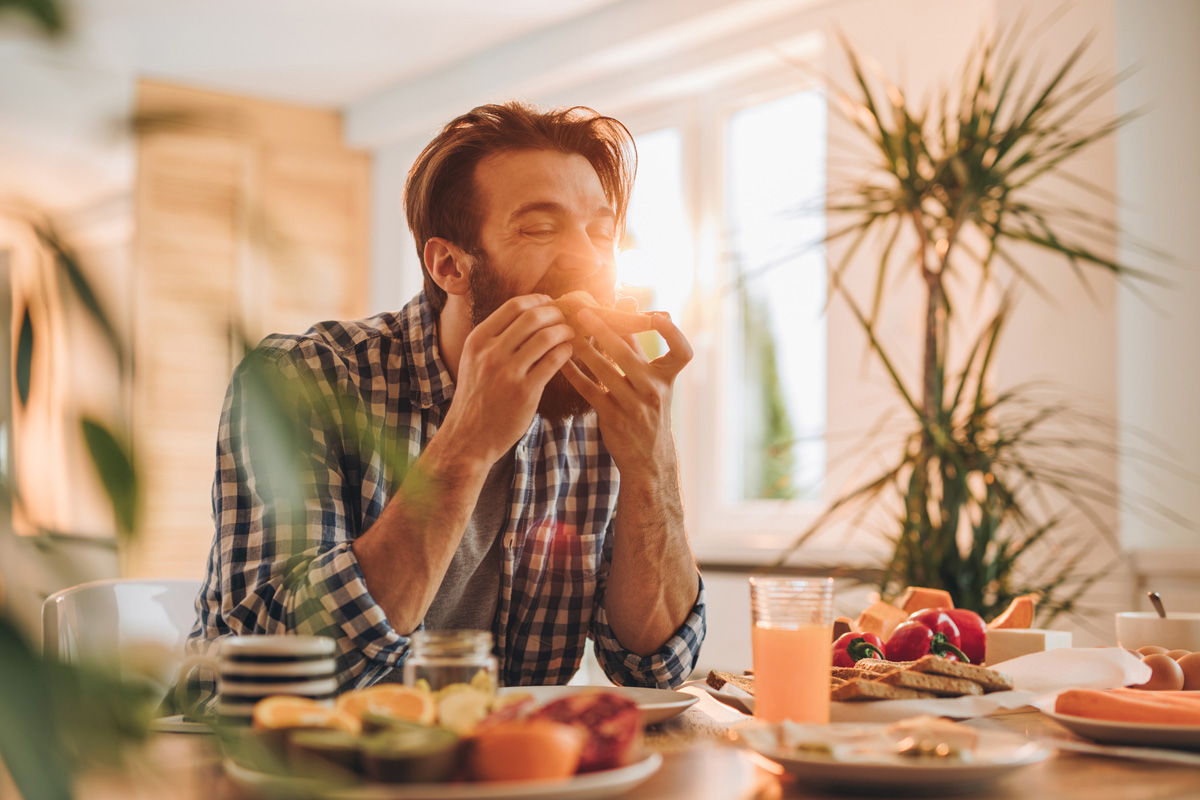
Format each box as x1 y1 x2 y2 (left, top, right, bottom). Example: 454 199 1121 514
906 655 1014 693
878 670 984 697
707 670 756 696
831 680 938 702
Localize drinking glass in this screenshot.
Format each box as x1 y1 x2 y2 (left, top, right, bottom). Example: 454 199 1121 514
749 576 834 724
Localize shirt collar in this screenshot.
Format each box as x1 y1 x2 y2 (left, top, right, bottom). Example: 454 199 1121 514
402 290 456 409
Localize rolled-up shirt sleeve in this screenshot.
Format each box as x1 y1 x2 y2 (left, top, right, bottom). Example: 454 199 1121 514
188 340 407 694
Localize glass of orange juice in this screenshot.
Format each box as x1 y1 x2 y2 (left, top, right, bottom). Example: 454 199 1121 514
749 576 834 724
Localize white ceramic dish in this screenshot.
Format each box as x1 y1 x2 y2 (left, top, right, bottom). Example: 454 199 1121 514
1044 710 1200 750
1115 611 1200 652
496 685 698 726
738 722 1049 793
224 752 662 800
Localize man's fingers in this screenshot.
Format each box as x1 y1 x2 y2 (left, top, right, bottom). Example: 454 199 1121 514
515 323 577 378
591 306 656 336
649 313 693 377
472 294 554 340
560 359 609 409
568 334 631 397
575 309 660 396
528 341 575 387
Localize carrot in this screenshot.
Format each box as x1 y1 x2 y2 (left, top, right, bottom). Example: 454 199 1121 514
1055 689 1200 725
1110 687 1200 703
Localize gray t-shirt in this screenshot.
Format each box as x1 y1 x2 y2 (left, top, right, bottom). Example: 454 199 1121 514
421 446 514 631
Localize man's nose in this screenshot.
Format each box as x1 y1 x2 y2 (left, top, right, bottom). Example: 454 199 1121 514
555 225 609 274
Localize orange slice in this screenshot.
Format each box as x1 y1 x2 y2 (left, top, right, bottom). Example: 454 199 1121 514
335 685 436 726
252 695 361 735
470 720 585 781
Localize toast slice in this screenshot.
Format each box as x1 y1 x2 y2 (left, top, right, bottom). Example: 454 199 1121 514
831 680 938 702
831 666 877 681
905 655 1014 693
855 658 912 675
878 670 984 697
707 670 756 695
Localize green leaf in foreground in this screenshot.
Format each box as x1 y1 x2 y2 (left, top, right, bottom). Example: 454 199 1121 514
0 616 73 800
81 417 140 542
16 305 33 408
0 0 67 35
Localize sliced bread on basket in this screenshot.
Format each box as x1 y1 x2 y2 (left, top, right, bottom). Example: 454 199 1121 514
905 655 1014 692
876 669 985 697
831 681 938 702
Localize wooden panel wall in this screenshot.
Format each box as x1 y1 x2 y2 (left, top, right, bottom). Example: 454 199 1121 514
130 81 370 578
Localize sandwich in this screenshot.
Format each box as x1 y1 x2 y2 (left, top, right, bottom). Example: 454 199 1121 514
552 291 659 336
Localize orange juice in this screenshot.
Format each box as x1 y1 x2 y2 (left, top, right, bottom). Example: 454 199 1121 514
752 623 832 723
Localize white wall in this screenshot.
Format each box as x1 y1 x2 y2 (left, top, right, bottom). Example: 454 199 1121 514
1116 0 1200 551
1115 0 1200 613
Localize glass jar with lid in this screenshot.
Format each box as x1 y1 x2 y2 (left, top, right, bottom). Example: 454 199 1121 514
403 629 498 693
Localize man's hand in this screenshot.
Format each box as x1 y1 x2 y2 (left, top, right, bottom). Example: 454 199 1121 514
558 308 693 479
440 294 576 466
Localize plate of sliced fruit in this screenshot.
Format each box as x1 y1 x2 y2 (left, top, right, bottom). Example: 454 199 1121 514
222 683 661 800
224 753 663 800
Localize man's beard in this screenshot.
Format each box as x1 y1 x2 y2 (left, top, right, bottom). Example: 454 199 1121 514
467 249 594 424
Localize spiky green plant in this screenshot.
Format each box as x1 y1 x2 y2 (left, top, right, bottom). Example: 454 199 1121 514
772 29 1161 624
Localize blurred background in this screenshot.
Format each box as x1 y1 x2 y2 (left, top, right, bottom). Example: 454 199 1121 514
2 0 1198 679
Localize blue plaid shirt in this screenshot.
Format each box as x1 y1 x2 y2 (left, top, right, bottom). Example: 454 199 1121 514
188 291 705 692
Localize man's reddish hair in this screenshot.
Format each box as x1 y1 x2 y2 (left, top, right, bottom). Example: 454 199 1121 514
404 101 636 313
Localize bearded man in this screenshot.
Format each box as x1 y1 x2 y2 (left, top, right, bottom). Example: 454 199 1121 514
187 102 705 692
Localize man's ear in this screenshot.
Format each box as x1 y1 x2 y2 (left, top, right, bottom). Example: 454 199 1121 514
424 237 472 296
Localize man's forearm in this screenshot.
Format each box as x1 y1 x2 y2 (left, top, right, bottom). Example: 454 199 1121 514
605 475 700 657
351 431 492 635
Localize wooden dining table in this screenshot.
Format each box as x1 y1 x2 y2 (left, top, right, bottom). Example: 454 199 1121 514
64 686 1200 800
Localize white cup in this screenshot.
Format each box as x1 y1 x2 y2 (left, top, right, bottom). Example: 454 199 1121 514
1115 611 1200 652
175 635 338 723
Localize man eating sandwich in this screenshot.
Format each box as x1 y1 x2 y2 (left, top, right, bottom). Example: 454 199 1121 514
186 101 706 699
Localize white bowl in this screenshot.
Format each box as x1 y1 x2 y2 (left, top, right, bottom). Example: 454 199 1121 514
1115 611 1200 652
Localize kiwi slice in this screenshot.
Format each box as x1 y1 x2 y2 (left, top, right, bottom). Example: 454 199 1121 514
286 729 363 778
360 727 460 784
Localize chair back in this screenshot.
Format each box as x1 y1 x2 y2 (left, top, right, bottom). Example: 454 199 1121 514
42 578 202 677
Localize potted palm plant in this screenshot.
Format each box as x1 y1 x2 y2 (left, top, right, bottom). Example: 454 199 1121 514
772 28 1160 624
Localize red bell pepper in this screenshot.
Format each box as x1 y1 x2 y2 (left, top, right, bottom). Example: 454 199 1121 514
886 609 971 663
942 608 987 664
831 632 886 667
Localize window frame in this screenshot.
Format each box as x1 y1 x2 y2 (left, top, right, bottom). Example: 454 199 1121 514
611 66 851 565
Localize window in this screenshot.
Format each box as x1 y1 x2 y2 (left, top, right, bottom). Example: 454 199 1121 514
725 90 826 503
616 80 828 557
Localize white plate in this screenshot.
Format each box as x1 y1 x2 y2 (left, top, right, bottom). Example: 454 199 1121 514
497 685 698 726
738 723 1049 793
224 752 662 800
1044 711 1200 749
150 714 213 734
